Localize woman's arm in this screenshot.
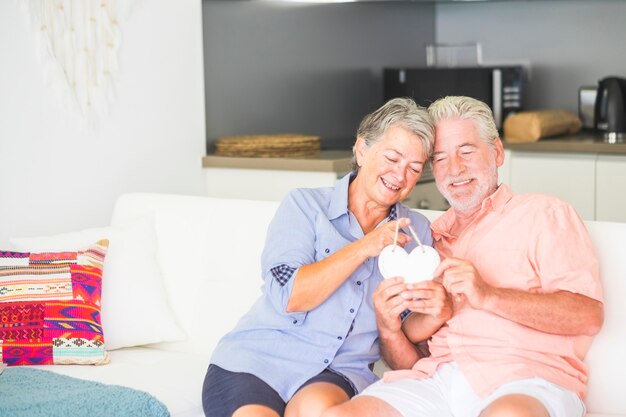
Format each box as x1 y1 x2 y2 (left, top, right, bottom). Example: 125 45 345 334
286 217 413 312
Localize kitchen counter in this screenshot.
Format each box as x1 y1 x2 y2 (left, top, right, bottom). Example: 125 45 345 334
202 149 436 181
203 132 626 174
202 150 355 201
503 132 626 154
201 149 441 203
202 150 353 173
501 133 626 222
202 136 625 220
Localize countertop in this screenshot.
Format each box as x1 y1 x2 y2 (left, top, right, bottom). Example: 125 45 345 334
202 150 354 173
503 132 626 154
202 133 626 174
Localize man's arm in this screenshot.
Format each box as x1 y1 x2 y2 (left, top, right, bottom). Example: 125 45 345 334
379 321 423 370
435 257 603 336
482 287 603 336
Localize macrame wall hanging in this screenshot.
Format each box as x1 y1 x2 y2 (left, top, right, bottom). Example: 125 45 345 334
24 0 136 122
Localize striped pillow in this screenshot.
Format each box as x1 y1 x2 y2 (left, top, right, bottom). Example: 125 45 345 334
0 240 109 366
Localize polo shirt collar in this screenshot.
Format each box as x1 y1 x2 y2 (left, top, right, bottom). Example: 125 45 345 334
432 183 514 241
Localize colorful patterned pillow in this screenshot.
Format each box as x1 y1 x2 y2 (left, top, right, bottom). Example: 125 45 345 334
0 240 109 366
10 216 185 351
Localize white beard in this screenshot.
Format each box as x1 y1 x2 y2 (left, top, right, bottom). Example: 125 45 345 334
438 163 498 216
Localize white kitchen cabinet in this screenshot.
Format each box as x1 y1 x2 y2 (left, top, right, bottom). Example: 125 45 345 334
202 151 352 201
596 155 626 222
509 152 597 220
204 167 342 201
499 149 512 187
203 149 626 223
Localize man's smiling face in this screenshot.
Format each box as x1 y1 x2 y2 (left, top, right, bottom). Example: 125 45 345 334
431 117 504 215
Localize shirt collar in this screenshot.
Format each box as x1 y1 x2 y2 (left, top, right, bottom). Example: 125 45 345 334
328 172 355 220
431 183 513 241
329 171 399 222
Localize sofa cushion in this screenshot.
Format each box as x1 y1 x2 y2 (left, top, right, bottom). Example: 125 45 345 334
9 216 184 350
34 347 210 417
110 193 281 354
0 241 109 365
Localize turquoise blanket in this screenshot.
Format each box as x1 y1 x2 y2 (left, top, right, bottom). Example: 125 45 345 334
0 367 170 417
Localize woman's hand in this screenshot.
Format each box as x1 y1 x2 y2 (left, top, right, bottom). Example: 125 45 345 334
373 277 409 337
374 277 425 369
359 217 413 259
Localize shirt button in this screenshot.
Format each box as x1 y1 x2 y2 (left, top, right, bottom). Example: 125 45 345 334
324 359 329 364
356 281 362 286
349 308 355 313
292 320 298 324
325 248 330 253
337 336 343 340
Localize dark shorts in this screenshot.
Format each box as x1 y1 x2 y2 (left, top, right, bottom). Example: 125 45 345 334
202 364 356 417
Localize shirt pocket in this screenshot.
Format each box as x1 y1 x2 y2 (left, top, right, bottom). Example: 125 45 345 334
287 311 307 327
473 248 540 292
313 229 352 262
262 306 308 328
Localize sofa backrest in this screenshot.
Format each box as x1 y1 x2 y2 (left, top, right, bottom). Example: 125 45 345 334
111 193 624 414
583 220 626 414
111 193 280 355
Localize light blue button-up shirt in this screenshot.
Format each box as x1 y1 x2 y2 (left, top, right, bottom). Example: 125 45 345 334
210 173 433 402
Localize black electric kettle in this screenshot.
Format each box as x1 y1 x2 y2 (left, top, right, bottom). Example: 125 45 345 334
594 76 626 142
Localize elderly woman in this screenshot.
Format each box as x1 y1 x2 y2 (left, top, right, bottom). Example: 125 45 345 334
202 97 435 417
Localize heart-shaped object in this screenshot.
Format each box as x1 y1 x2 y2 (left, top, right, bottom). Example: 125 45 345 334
378 244 440 283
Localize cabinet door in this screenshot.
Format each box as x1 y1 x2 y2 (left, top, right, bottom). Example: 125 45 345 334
404 180 450 211
596 155 626 222
498 149 512 187
509 152 596 220
204 168 341 201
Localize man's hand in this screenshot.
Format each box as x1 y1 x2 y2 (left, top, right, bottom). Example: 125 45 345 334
433 257 493 309
404 280 453 322
400 280 453 344
433 256 603 336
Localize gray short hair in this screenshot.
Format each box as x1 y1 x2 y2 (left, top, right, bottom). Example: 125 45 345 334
427 96 499 146
352 97 434 171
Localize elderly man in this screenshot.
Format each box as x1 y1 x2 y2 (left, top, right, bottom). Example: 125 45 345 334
322 96 603 417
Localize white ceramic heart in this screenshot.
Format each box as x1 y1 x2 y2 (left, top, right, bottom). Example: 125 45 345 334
378 244 440 283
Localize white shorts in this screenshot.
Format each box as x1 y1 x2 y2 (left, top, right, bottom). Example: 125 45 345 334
359 362 585 417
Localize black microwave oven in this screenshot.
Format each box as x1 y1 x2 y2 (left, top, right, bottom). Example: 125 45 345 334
383 66 525 129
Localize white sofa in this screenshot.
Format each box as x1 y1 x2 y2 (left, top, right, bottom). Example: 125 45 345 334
12 192 626 417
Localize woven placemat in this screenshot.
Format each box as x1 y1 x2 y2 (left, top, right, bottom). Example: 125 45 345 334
215 134 321 158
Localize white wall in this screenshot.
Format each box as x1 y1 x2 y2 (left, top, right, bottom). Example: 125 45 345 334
435 0 626 114
0 1 206 246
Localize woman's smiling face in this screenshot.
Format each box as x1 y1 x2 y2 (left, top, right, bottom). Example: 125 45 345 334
355 124 427 207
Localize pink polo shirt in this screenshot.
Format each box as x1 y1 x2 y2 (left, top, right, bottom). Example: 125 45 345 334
384 184 602 399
